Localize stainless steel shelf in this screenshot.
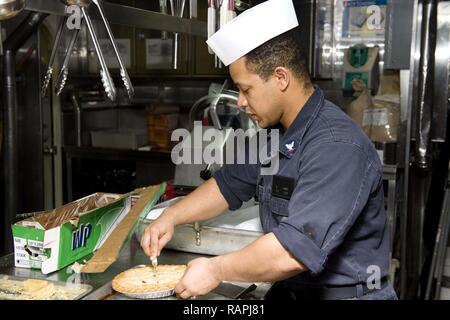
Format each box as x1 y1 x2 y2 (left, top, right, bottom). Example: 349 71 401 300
25 0 207 37
0 236 269 300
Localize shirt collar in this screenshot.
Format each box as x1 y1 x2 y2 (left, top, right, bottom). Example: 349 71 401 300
278 86 325 158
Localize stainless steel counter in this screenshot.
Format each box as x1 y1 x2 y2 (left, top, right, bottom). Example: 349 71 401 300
0 235 270 300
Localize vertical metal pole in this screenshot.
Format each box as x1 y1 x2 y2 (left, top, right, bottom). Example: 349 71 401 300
2 49 19 254
2 12 48 254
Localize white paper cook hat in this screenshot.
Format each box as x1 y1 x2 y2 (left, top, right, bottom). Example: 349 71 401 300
206 0 299 66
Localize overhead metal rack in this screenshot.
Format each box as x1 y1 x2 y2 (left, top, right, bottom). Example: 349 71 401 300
25 0 207 37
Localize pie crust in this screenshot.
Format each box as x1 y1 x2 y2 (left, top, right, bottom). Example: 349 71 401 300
112 265 186 294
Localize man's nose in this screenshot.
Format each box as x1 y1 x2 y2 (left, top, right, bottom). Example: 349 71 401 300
237 92 248 110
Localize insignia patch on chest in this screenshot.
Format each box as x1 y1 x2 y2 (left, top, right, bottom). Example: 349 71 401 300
285 141 297 153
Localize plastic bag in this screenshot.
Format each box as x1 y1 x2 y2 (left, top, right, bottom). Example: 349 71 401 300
346 78 373 137
370 71 401 142
370 94 400 142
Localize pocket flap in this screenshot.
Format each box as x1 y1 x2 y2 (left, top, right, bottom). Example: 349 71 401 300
270 196 289 216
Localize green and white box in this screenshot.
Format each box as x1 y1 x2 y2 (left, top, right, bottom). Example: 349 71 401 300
12 193 131 274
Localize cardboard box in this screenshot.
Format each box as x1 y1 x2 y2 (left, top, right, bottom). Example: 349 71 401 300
12 193 130 274
11 184 165 275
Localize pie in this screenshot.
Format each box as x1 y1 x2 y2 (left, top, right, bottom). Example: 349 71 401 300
112 265 186 294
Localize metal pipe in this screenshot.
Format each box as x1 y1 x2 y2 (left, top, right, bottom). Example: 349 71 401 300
3 12 47 51
415 0 437 170
1 11 47 254
71 93 82 147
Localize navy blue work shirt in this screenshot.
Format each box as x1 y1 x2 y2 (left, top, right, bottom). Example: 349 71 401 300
213 86 390 287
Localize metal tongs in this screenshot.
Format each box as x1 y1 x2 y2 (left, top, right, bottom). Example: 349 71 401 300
82 6 117 101
41 15 70 97
55 25 81 96
90 0 134 99
41 0 134 101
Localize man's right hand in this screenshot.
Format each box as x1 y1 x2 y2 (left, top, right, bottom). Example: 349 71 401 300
140 211 176 258
140 178 229 258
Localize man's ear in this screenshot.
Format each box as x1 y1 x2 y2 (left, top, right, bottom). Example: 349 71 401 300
273 67 290 91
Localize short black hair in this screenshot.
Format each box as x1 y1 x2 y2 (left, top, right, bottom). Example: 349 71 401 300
244 27 311 86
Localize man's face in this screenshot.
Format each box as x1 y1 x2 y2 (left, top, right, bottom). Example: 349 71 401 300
229 57 283 129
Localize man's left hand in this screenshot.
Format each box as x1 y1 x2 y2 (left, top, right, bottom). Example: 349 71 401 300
174 257 223 299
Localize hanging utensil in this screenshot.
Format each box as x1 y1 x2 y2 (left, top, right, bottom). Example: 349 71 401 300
53 0 132 101
159 0 168 40
0 0 27 21
41 16 67 97
220 0 235 28
207 0 216 55
169 0 186 70
228 0 236 21
91 0 134 99
55 27 80 96
219 0 227 29
82 6 116 101
219 0 236 28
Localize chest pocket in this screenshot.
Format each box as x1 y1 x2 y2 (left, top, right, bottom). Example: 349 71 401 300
270 196 290 222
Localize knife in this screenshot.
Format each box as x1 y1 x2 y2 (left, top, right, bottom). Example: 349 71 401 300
150 256 158 274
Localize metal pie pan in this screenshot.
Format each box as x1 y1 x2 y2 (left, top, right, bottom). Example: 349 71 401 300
112 265 179 299
118 288 175 300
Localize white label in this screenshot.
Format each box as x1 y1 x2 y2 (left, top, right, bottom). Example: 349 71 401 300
146 38 173 68
28 240 43 248
14 237 25 245
371 108 389 126
21 221 44 230
15 252 27 259
15 259 31 267
99 38 131 69
363 109 373 126
362 109 389 126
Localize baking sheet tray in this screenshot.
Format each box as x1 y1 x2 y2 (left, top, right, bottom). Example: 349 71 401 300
0 274 93 300
136 197 263 256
